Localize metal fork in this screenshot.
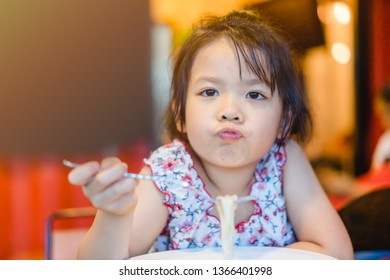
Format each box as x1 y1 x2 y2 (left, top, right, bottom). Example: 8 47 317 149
63 159 190 187
63 159 255 204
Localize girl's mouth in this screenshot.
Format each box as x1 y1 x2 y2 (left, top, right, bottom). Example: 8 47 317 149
217 128 243 141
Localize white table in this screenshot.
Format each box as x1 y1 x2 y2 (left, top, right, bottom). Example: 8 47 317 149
131 246 336 260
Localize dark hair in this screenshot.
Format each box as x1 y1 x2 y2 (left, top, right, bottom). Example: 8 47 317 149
164 9 312 144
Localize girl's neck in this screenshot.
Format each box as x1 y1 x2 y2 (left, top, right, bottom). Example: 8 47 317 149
191 150 257 198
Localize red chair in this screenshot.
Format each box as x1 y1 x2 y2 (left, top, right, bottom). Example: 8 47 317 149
44 207 96 260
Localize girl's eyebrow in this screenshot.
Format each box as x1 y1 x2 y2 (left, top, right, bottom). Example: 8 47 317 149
192 76 264 85
244 78 265 85
191 75 222 85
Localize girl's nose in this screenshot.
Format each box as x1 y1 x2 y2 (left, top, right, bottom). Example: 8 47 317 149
217 96 244 123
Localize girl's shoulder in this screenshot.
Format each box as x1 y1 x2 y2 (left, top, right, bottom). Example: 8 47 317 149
257 141 288 172
147 139 190 158
257 139 309 173
284 139 307 160
282 139 317 184
143 139 193 175
280 139 312 171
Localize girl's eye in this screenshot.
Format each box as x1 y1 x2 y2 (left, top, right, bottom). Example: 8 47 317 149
201 89 219 97
246 91 265 100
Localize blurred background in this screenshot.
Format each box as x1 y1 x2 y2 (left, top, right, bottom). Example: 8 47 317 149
0 0 389 259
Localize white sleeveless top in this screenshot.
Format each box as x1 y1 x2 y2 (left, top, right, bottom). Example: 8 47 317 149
144 139 296 251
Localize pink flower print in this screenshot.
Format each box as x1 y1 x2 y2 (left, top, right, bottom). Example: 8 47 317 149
236 222 246 233
258 227 264 234
281 225 286 235
263 215 270 222
182 174 193 186
172 203 183 211
163 190 171 198
249 236 258 245
181 220 193 233
162 157 180 172
275 151 284 163
171 240 179 250
202 233 213 244
259 168 268 182
254 207 262 216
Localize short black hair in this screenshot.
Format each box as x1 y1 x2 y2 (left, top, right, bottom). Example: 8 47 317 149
165 9 312 144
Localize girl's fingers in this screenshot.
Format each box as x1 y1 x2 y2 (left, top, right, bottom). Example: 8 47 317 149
66 157 136 215
88 178 137 214
93 162 128 189
68 161 100 186
101 157 123 170
104 192 137 215
68 157 126 188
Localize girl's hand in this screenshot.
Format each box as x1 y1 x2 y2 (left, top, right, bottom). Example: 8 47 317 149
68 157 137 216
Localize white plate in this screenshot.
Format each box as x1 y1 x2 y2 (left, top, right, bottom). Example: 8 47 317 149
131 246 336 260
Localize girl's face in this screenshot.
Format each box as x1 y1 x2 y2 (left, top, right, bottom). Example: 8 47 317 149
184 38 283 169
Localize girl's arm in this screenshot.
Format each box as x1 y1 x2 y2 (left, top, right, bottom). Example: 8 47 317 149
69 158 168 259
128 169 169 257
283 140 354 259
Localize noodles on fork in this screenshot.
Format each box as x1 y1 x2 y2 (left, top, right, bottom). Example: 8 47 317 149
216 195 238 259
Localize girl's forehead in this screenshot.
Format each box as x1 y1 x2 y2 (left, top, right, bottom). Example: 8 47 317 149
196 37 241 57
191 41 242 77
191 37 271 83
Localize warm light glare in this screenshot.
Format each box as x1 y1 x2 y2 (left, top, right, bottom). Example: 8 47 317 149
317 4 328 24
331 42 351 64
333 2 351 24
150 0 264 30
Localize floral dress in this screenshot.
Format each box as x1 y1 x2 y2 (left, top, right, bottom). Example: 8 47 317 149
143 139 296 252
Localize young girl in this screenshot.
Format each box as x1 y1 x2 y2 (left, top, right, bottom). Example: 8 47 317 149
68 10 353 259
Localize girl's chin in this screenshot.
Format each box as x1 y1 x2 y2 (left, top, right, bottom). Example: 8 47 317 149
190 139 260 167
204 151 251 168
